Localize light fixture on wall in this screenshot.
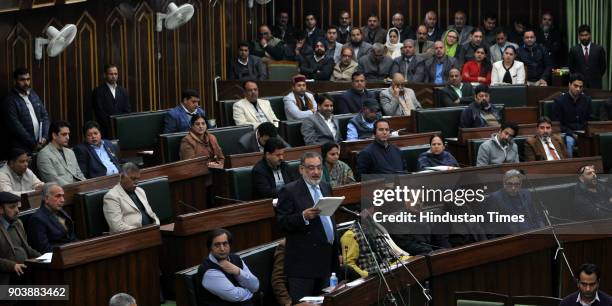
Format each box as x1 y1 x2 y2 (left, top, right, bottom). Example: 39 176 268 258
34 25 77 60
156 2 195 32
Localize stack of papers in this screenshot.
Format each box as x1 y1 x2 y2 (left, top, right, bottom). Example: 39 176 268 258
36 252 53 263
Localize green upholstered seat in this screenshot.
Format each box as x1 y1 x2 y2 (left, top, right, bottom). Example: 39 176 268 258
597 132 612 172
111 110 168 150
138 176 173 224
209 125 255 156
511 295 562 306
399 144 431 172
220 99 238 126
279 120 305 147
591 99 607 120
415 106 466 138
227 166 254 201
336 113 355 140
268 62 299 81
77 188 110 238
489 85 528 107
159 132 187 163
268 96 287 121
539 99 606 120
455 291 509 306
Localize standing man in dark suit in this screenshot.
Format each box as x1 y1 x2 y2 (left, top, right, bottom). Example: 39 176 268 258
568 24 607 89
560 263 612 306
73 121 121 179
275 152 339 304
27 183 78 253
252 138 295 199
92 64 130 137
4 67 50 154
438 68 474 107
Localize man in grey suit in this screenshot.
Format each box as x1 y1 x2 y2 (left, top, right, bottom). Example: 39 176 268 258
342 28 373 61
447 11 474 45
415 25 435 60
424 41 457 85
357 43 394 81
390 39 426 83
380 73 422 116
301 94 342 145
362 15 386 44
36 121 85 186
438 68 475 107
489 29 518 63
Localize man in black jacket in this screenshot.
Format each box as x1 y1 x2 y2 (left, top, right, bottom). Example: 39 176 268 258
299 40 334 80
230 41 268 81
517 29 552 86
252 137 295 199
92 64 130 137
568 24 607 89
560 263 612 306
335 72 377 114
4 67 50 154
438 68 474 107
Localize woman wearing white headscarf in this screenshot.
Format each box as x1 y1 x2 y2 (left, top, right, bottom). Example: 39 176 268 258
385 28 402 59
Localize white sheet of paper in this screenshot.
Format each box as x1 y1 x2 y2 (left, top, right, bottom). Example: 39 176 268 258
314 196 345 216
36 252 53 263
299 296 324 304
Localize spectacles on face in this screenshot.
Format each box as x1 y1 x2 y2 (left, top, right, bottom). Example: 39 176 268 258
303 165 322 171
213 241 229 248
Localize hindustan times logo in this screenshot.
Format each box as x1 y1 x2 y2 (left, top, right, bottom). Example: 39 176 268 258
371 186 486 207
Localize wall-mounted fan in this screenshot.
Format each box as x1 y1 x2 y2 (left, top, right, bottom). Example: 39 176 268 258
34 25 77 60
156 2 195 32
248 0 272 8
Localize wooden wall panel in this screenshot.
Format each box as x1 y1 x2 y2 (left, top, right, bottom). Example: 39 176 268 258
5 23 32 89
105 8 129 92
133 2 157 112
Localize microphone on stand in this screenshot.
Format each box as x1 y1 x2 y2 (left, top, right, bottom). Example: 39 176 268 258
178 200 200 212
338 206 361 218
214 196 247 203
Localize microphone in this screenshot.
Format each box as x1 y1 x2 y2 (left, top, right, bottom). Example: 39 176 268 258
178 200 200 212
214 196 246 203
338 206 360 218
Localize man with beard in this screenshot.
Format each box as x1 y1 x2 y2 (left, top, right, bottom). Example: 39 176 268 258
336 11 352 44
324 26 343 63
283 75 317 120
303 14 324 46
299 40 334 80
272 11 297 44
335 72 377 114
438 68 474 107
572 165 612 221
356 43 393 81
481 12 497 46
568 24 607 89
517 29 552 86
560 264 612 305
476 122 520 166
331 47 358 82
4 67 50 154
301 94 342 145
423 11 442 42
447 11 474 45
425 41 457 85
552 73 592 158
390 39 426 83
460 84 501 128
415 25 435 60
275 152 339 304
391 13 415 41
524 117 568 161
356 119 405 179
361 15 386 44
346 99 381 141
342 27 372 61
535 12 565 66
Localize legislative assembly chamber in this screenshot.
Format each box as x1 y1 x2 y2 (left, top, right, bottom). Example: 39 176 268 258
0 0 611 305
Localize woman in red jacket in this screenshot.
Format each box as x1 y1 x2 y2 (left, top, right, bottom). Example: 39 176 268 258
461 46 492 85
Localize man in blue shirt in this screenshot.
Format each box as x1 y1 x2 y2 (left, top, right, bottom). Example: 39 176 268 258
163 89 207 134
346 99 381 140
74 121 121 179
198 228 259 305
356 118 405 180
424 41 456 85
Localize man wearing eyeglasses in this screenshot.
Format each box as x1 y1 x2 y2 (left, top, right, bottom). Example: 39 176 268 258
275 152 340 304
251 24 285 61
197 228 259 305
476 122 520 166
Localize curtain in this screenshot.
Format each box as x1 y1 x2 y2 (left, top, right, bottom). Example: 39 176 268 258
567 0 611 90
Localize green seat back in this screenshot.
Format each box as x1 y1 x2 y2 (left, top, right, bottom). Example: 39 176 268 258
539 100 554 119
489 85 528 107
591 99 607 120
286 160 301 176
540 99 605 121
228 166 254 201
279 120 305 147
138 176 173 223
268 64 299 81
337 113 355 140
176 266 199 306
597 132 612 171
112 110 168 150
268 96 287 121
78 189 110 238
159 132 187 163
457 301 505 306
220 99 238 126
400 144 431 172
239 241 280 305
209 125 255 155
416 106 466 138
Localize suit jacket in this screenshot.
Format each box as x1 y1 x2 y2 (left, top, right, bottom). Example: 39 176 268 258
299 55 334 80
390 56 426 83
238 131 290 154
37 144 86 186
361 26 386 44
252 159 295 199
335 88 377 114
0 219 40 285
415 40 435 60
379 87 422 116
229 55 268 81
233 98 279 129
524 135 568 161
27 205 78 253
568 43 607 89
424 56 457 84
560 290 612 306
283 92 317 121
73 140 121 179
275 179 339 278
439 82 474 107
92 83 130 137
301 113 342 145
491 60 526 85
3 88 50 151
163 105 206 134
103 184 160 233
342 42 373 60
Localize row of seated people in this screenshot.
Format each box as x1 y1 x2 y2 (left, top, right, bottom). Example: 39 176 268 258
236 10 605 89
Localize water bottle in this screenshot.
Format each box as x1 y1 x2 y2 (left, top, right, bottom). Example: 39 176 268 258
329 272 338 288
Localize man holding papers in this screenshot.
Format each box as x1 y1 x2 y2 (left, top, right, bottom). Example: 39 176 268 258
275 152 340 304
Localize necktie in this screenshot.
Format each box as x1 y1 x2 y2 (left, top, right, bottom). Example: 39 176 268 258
312 185 334 244
547 141 560 160
584 46 589 63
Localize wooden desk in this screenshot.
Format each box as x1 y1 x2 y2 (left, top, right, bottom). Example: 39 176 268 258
22 157 213 214
504 106 538 124
386 116 416 133
323 256 430 306
225 145 321 168
577 121 612 157
26 226 161 306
